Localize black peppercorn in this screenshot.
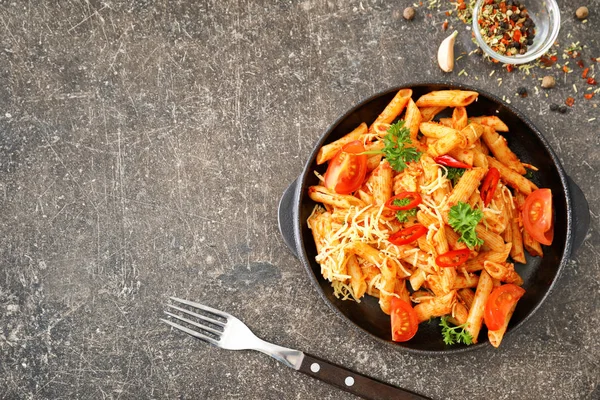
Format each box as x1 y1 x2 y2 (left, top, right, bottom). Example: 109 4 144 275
510 13 519 21
517 87 527 97
550 103 559 111
527 38 533 45
558 106 568 113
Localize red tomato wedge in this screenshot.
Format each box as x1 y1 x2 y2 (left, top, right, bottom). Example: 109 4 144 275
484 284 525 331
522 189 554 246
480 167 500 207
436 249 471 267
389 224 428 246
434 155 472 169
385 192 422 211
390 298 419 342
323 141 367 194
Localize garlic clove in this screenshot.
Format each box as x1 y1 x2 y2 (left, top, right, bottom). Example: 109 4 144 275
438 30 458 73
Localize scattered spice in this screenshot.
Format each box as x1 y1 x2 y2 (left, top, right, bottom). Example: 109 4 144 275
584 93 595 100
575 6 589 20
582 68 589 79
506 64 514 72
442 20 449 30
558 105 568 113
403 6 416 20
541 76 556 89
477 0 536 56
577 60 585 68
549 103 559 111
588 77 598 85
565 97 575 107
517 87 528 97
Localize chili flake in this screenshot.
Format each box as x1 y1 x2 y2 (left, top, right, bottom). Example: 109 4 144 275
477 0 536 56
588 77 598 85
584 93 595 100
582 68 589 79
565 97 575 107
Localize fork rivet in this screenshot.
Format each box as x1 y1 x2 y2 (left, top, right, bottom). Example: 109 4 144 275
310 363 320 373
344 376 355 387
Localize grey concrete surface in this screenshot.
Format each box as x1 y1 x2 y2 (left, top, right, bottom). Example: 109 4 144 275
0 1 599 399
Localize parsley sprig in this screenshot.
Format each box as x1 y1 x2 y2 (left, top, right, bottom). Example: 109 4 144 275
393 198 418 223
440 316 473 345
365 121 421 172
448 202 484 249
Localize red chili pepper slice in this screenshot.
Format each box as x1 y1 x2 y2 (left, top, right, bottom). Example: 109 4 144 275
436 249 471 267
389 225 428 246
385 192 422 211
434 155 472 169
480 167 500 207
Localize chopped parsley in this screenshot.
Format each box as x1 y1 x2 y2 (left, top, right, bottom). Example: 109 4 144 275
365 121 421 172
393 198 418 223
446 167 466 186
440 316 473 345
448 202 484 249
524 168 535 180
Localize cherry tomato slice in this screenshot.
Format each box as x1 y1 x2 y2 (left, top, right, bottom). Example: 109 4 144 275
323 141 368 194
522 189 554 246
435 248 471 267
385 192 422 211
434 155 473 169
390 297 419 342
389 224 428 246
484 284 525 331
480 167 500 207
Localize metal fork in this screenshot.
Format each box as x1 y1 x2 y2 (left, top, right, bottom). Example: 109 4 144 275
161 297 431 400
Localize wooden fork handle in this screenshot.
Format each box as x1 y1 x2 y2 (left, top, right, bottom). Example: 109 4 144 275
297 353 431 400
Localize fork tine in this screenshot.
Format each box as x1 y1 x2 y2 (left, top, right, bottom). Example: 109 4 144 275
167 304 226 327
164 311 223 336
170 297 229 320
161 318 219 345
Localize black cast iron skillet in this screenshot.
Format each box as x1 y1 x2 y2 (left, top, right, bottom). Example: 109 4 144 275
278 82 590 354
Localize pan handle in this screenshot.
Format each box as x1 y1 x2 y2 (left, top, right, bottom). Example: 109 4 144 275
278 178 299 258
567 176 589 253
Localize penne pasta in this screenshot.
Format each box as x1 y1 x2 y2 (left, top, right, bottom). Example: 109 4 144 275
480 126 526 174
317 122 368 164
366 159 393 205
484 260 524 285
415 90 479 108
420 122 459 139
308 186 367 209
419 106 447 121
487 156 537 195
414 290 456 323
347 254 367 299
465 270 494 343
370 89 412 131
452 106 468 130
469 116 509 132
405 99 424 149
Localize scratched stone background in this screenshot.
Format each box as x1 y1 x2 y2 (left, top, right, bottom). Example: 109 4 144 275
0 1 598 399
